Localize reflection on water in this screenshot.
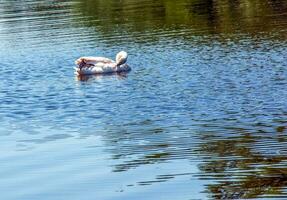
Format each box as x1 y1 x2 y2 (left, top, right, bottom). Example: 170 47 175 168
197 127 287 199
76 72 130 82
0 0 286 199
75 0 287 39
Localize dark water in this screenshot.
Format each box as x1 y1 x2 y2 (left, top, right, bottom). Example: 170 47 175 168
0 0 287 199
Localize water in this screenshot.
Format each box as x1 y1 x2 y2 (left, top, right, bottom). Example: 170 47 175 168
0 0 286 199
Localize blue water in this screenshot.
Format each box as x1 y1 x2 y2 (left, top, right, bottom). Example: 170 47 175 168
0 0 287 199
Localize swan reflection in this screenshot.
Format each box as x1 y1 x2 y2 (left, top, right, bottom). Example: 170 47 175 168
75 71 129 82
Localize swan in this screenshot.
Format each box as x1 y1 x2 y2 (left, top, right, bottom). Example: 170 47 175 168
74 51 130 75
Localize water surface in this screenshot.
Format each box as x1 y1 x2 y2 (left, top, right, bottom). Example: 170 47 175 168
0 0 287 199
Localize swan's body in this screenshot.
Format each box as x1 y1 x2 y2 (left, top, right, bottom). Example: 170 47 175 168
75 51 130 75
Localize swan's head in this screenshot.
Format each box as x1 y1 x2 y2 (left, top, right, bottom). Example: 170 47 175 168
116 51 128 66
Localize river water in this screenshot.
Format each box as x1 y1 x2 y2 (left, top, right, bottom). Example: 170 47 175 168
0 0 287 199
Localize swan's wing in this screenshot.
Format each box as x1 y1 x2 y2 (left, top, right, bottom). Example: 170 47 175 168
85 57 115 64
75 62 119 75
75 57 115 66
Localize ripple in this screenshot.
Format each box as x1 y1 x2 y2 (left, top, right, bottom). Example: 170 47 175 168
0 0 287 199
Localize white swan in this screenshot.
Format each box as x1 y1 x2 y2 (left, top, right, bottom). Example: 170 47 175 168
74 51 130 75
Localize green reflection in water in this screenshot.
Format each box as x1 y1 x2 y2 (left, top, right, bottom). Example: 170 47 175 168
197 125 287 199
73 0 287 37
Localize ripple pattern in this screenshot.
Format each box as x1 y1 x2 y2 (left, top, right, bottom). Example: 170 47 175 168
0 0 287 199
